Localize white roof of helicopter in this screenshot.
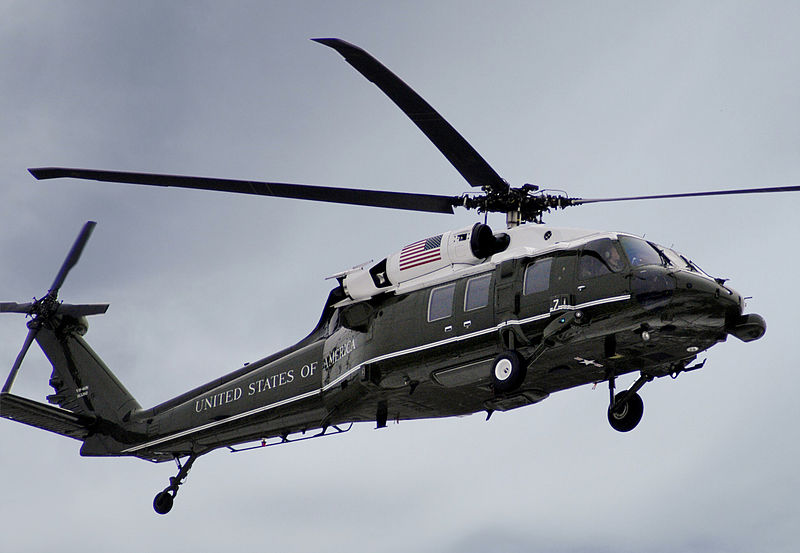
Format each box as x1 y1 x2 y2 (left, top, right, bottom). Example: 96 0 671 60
332 223 621 306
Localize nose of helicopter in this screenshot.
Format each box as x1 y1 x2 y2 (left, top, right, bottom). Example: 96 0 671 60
669 269 739 313
668 270 766 342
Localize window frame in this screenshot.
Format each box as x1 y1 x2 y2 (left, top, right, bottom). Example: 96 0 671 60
463 273 492 312
523 256 553 296
427 283 456 322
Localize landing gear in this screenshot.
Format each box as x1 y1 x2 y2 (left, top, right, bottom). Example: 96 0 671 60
153 490 174 515
153 453 198 515
491 350 526 394
607 391 644 432
606 372 652 432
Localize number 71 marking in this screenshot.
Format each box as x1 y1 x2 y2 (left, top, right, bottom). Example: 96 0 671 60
550 295 571 311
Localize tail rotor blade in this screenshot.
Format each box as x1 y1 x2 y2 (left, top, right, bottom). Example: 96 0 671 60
59 303 110 317
0 302 35 314
2 327 39 393
2 222 106 393
49 221 97 296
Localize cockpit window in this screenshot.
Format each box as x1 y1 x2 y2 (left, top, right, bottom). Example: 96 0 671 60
578 238 626 279
665 249 712 277
662 248 693 270
618 236 664 267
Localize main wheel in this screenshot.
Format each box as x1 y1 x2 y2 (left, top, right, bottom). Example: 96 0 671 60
607 391 644 432
153 490 174 515
490 351 526 394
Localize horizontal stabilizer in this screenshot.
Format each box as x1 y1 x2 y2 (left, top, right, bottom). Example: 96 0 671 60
0 392 94 440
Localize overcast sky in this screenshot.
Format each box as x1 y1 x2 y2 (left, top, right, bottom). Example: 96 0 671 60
1 2 799 552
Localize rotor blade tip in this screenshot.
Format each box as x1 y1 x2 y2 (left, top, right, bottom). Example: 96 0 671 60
312 38 343 51
29 167 50 180
312 38 359 54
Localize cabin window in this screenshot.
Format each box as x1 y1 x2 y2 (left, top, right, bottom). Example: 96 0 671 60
464 274 491 311
578 238 626 279
428 284 456 322
523 257 553 295
618 236 663 267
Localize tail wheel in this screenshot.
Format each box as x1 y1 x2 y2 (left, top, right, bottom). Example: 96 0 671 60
607 391 644 432
491 351 526 394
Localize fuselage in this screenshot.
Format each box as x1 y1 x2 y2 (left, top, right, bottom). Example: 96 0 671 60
119 223 753 461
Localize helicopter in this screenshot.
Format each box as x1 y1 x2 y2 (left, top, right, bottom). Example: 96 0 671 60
1 38 797 516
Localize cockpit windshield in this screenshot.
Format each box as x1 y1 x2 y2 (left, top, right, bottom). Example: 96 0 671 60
618 236 664 267
662 247 712 277
662 248 693 271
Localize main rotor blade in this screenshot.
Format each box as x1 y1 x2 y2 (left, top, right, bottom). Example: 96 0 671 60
29 168 458 214
2 327 38 393
313 38 508 193
49 221 97 296
574 185 800 206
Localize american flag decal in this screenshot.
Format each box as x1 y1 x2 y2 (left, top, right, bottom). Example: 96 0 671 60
399 234 443 271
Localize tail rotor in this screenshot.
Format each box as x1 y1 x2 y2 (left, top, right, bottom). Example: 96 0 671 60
1 221 109 393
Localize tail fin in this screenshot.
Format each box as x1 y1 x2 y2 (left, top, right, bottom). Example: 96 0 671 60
0 321 145 456
36 325 141 423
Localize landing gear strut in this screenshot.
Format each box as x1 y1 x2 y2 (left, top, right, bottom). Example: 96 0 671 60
153 453 198 515
606 372 652 432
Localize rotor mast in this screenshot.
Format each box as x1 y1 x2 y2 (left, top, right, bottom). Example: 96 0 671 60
506 209 522 228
